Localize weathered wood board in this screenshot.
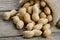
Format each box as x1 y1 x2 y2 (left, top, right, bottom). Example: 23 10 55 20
0 0 60 40
0 12 23 37
0 33 60 40
0 0 18 11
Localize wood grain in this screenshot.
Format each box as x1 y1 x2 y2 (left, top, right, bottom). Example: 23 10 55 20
0 12 24 37
0 0 18 11
0 32 60 40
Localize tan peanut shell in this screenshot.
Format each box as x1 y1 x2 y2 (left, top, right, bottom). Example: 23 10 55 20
12 16 20 24
33 24 43 30
29 0 34 5
41 1 46 7
3 12 11 20
57 20 60 28
38 18 48 25
19 8 26 15
3 10 17 20
16 20 24 29
42 24 51 31
10 10 17 16
47 15 53 22
26 22 35 30
28 6 33 14
40 12 46 18
23 2 31 9
23 31 34 38
32 30 42 36
32 4 40 22
24 13 32 23
44 7 51 15
43 29 51 38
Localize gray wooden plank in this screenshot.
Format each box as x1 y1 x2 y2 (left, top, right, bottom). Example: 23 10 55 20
0 0 29 11
0 32 60 40
0 12 24 37
0 0 19 11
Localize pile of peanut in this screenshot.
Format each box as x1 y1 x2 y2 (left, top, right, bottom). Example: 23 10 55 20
3 0 53 38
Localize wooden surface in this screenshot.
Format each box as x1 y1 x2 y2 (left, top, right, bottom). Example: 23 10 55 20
0 0 60 40
0 0 18 11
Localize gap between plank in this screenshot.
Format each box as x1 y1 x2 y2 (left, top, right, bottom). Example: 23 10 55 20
0 9 18 12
